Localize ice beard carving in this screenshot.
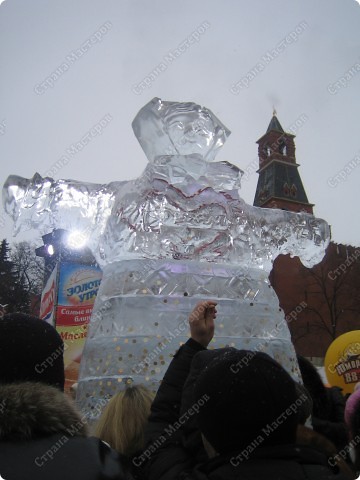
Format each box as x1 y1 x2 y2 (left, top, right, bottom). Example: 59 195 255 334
3 98 330 418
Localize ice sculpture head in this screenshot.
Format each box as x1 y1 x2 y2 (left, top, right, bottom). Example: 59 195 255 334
132 97 231 163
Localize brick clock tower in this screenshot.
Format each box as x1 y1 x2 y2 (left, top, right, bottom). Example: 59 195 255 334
253 111 313 214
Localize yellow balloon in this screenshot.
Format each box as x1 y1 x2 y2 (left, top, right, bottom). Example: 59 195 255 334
324 330 360 394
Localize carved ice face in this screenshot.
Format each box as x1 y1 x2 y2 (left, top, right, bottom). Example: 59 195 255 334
132 97 231 163
163 105 217 154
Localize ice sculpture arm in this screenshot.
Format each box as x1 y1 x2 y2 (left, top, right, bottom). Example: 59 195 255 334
2 173 122 250
269 208 330 268
279 212 330 268
236 204 330 270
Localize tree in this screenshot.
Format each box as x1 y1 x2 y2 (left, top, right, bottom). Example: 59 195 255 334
10 241 45 297
0 239 29 314
270 242 360 357
0 239 14 310
0 239 46 315
299 243 360 340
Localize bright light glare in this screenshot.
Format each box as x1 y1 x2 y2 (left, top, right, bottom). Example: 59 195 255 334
67 230 88 249
47 244 55 256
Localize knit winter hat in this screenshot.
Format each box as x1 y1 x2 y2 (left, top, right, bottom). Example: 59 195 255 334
0 313 64 391
194 349 299 455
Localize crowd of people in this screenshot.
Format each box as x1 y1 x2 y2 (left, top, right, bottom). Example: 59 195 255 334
0 302 359 479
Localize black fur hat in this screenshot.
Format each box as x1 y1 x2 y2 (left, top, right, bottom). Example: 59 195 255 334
0 313 64 391
194 349 299 455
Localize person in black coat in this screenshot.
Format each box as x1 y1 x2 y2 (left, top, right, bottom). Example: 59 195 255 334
0 312 130 480
297 354 348 452
140 301 352 480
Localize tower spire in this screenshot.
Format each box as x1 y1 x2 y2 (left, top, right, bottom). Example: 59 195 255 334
253 111 314 214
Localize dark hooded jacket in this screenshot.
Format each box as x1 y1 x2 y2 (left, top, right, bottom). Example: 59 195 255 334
297 355 348 452
142 338 352 480
0 382 131 480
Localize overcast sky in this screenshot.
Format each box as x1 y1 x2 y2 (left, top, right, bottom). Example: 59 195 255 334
0 0 359 249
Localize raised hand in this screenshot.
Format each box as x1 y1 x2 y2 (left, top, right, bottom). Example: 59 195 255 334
188 301 217 348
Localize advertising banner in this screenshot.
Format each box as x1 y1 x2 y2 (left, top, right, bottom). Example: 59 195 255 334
56 262 103 391
39 264 58 326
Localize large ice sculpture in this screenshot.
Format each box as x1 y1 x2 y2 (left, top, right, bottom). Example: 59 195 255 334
3 98 330 418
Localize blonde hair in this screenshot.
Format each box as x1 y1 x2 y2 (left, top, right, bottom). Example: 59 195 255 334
94 385 155 456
